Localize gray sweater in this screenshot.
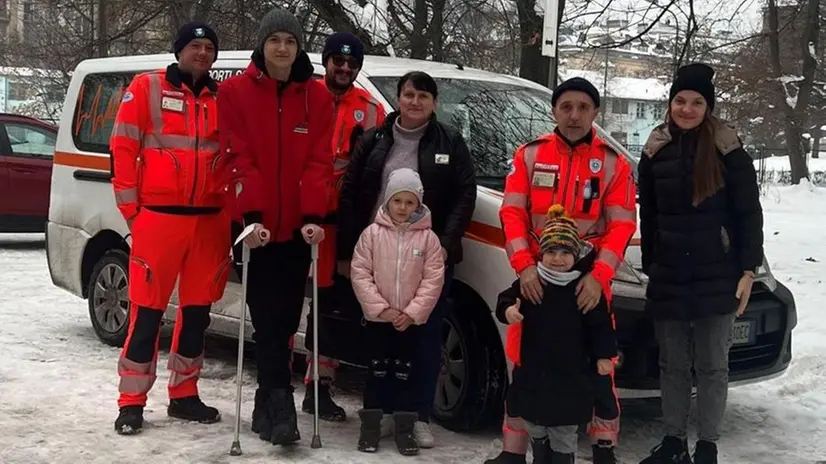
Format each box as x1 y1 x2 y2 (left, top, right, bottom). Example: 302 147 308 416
372 118 428 219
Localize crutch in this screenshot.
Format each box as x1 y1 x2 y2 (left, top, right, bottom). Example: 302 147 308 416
229 224 268 456
305 227 323 449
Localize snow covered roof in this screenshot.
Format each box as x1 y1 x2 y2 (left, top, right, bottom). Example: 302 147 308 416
560 69 670 101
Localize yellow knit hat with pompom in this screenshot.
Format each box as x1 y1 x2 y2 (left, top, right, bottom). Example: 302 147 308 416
539 204 582 256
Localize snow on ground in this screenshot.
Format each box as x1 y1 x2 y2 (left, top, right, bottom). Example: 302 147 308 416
1 184 826 463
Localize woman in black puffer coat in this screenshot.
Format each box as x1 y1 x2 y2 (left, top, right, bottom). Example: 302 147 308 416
637 63 764 464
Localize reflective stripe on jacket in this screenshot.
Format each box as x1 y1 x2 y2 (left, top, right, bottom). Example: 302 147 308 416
499 129 637 291
110 64 222 221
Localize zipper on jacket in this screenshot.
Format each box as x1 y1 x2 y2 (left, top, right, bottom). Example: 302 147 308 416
560 147 576 207
573 175 580 211
395 229 403 309
276 89 283 236
190 100 200 205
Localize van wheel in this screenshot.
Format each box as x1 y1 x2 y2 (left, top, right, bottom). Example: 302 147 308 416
432 295 505 431
87 249 130 347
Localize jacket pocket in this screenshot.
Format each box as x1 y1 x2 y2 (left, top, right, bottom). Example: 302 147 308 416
720 226 731 253
140 149 181 198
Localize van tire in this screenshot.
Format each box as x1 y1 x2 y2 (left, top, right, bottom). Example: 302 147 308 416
431 293 505 432
87 249 131 347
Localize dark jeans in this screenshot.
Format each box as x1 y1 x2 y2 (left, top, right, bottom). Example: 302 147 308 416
363 321 420 412
244 238 311 390
655 314 735 442
413 265 454 422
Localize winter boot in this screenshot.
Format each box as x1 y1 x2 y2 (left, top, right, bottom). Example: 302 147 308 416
550 450 575 464
357 408 383 452
639 436 693 464
114 405 144 435
302 377 347 421
484 451 528 464
251 387 271 441
530 437 553 464
266 387 301 446
693 441 717 464
167 396 221 423
593 440 618 464
393 411 420 456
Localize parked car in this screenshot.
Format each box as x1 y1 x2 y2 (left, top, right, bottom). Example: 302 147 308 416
0 113 56 232
46 52 796 433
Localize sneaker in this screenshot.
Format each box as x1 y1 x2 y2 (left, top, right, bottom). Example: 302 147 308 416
693 440 717 464
167 396 221 423
114 405 144 435
380 413 394 438
640 436 693 464
484 451 527 464
593 440 618 464
302 378 347 421
413 420 435 448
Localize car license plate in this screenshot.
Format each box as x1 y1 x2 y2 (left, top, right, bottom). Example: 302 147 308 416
731 320 755 346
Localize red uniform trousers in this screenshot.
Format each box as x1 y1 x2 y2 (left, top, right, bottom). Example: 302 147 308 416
117 209 231 408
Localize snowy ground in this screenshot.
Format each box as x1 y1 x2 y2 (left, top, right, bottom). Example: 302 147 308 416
1 184 825 463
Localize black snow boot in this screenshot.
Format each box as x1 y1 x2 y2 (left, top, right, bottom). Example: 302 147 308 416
484 451 528 464
167 396 221 423
114 405 144 435
550 451 575 464
593 440 618 464
639 436 693 464
266 387 301 446
251 387 272 441
693 440 717 464
530 437 553 464
302 378 347 421
357 408 383 453
393 411 420 456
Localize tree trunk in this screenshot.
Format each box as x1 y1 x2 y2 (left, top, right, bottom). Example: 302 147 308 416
515 0 564 85
766 0 812 183
97 0 108 57
409 0 429 59
811 124 821 159
429 0 446 61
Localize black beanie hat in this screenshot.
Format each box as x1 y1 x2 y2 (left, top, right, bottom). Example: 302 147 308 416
322 32 365 68
174 21 219 62
552 77 600 108
670 63 715 110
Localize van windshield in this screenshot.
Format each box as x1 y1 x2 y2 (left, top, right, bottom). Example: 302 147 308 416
368 76 638 191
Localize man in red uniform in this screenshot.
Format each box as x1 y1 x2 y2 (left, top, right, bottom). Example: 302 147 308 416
110 22 229 435
219 8 333 446
491 77 637 464
301 31 386 422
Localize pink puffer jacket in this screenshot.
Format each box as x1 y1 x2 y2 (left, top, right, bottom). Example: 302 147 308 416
350 205 445 325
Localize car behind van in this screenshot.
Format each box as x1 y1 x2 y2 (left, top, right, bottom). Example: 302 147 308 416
46 52 796 432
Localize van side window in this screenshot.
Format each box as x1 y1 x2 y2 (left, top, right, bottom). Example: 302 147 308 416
71 72 135 154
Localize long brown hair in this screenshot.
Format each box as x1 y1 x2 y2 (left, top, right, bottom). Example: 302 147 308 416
666 109 725 206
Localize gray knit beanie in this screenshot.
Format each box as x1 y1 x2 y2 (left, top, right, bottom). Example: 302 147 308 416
256 8 303 53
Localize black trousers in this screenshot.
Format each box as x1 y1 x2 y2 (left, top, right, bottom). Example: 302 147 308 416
244 238 311 390
363 321 420 413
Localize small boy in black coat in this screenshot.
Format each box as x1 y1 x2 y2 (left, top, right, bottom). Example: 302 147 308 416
496 205 618 464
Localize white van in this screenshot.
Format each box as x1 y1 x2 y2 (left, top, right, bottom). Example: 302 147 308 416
47 52 796 432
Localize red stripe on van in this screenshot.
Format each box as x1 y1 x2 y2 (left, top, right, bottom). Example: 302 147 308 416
54 151 111 171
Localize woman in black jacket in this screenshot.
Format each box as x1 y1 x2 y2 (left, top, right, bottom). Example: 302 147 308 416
337 71 477 447
638 63 764 464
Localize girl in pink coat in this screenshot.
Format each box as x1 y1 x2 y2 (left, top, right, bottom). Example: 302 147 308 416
351 168 445 456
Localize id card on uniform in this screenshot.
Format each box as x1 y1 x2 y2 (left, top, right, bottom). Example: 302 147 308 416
161 97 184 112
532 163 559 188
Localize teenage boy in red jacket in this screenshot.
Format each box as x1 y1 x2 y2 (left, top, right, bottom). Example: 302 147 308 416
218 7 334 446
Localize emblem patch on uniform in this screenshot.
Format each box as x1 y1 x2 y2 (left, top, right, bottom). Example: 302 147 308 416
341 44 352 55
435 154 450 164
353 109 365 122
122 91 134 103
194 27 205 37
294 124 308 134
589 158 603 173
412 248 423 257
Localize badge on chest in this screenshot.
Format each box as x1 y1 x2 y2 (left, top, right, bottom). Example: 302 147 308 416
161 97 184 112
532 163 559 188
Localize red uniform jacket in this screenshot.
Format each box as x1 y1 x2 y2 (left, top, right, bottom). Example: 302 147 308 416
500 129 637 296
218 52 334 242
110 64 223 221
